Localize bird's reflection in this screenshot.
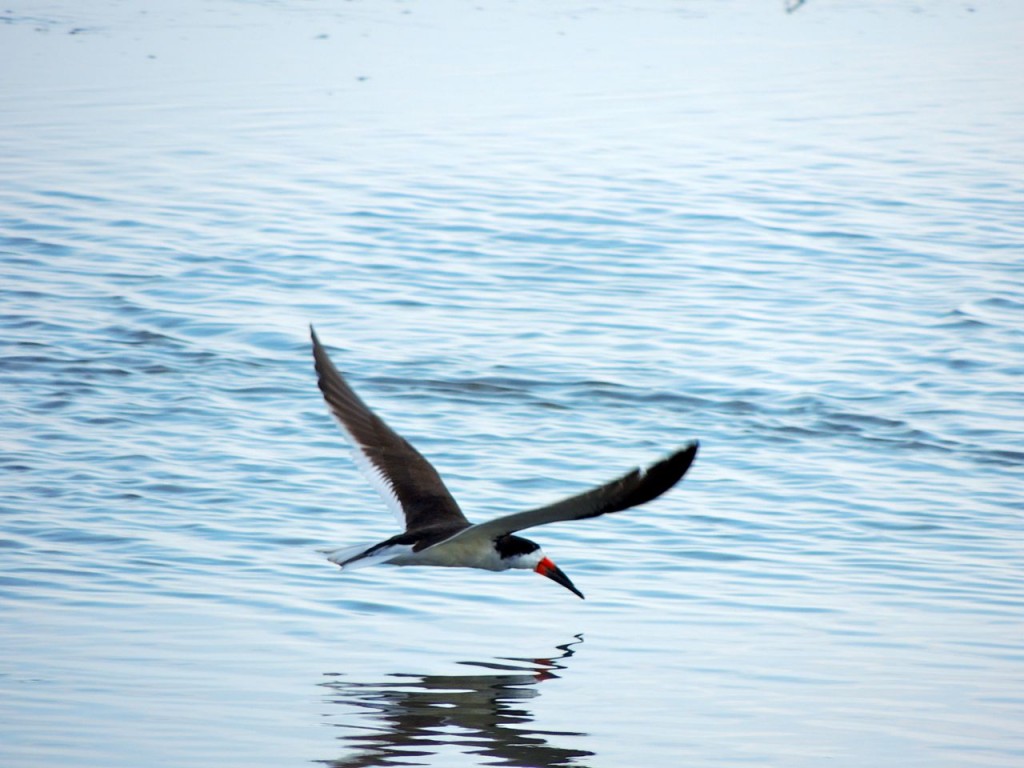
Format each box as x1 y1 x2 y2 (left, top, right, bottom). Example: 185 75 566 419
319 635 592 768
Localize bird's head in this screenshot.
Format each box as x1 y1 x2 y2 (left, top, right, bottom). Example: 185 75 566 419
495 534 584 599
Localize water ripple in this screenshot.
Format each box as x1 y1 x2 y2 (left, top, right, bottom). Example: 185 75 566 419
2 1 1023 766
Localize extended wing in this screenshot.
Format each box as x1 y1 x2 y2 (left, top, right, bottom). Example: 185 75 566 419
429 442 698 549
311 327 469 532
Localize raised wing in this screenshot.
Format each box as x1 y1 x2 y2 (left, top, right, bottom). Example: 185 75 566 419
310 326 469 532
431 442 698 548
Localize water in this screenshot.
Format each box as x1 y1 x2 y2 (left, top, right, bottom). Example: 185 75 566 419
2 1 1022 766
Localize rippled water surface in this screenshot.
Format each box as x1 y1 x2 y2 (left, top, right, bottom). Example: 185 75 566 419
2 1 1023 766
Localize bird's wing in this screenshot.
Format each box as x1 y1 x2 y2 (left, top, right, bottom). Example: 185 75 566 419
427 442 698 549
310 326 469 532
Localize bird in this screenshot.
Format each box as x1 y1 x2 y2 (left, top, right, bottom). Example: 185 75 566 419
310 326 698 599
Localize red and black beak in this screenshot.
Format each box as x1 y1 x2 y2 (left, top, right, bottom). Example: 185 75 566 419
535 557 585 599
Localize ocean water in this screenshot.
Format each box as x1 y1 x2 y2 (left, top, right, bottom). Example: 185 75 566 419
2 1 1022 767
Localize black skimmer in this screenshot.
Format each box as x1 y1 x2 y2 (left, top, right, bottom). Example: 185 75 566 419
311 327 698 599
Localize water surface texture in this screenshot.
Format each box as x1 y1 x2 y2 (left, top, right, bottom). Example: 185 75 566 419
2 1 1023 767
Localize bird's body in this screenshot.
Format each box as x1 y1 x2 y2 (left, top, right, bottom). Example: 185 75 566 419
328 529 537 571
310 326 698 598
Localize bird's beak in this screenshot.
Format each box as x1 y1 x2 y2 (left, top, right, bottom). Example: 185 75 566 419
535 557 585 599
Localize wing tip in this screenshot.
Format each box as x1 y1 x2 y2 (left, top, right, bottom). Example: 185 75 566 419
677 440 699 466
629 441 699 507
667 440 699 478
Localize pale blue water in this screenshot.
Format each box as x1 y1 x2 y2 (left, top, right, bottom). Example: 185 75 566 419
2 1 1023 767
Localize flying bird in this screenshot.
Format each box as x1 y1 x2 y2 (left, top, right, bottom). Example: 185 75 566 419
311 326 698 599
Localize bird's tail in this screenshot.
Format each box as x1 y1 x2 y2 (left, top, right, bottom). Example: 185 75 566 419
318 542 399 570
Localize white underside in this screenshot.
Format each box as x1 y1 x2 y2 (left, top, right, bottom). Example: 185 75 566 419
324 407 409 528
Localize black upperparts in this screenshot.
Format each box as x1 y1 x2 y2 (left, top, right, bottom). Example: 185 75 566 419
494 534 540 559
